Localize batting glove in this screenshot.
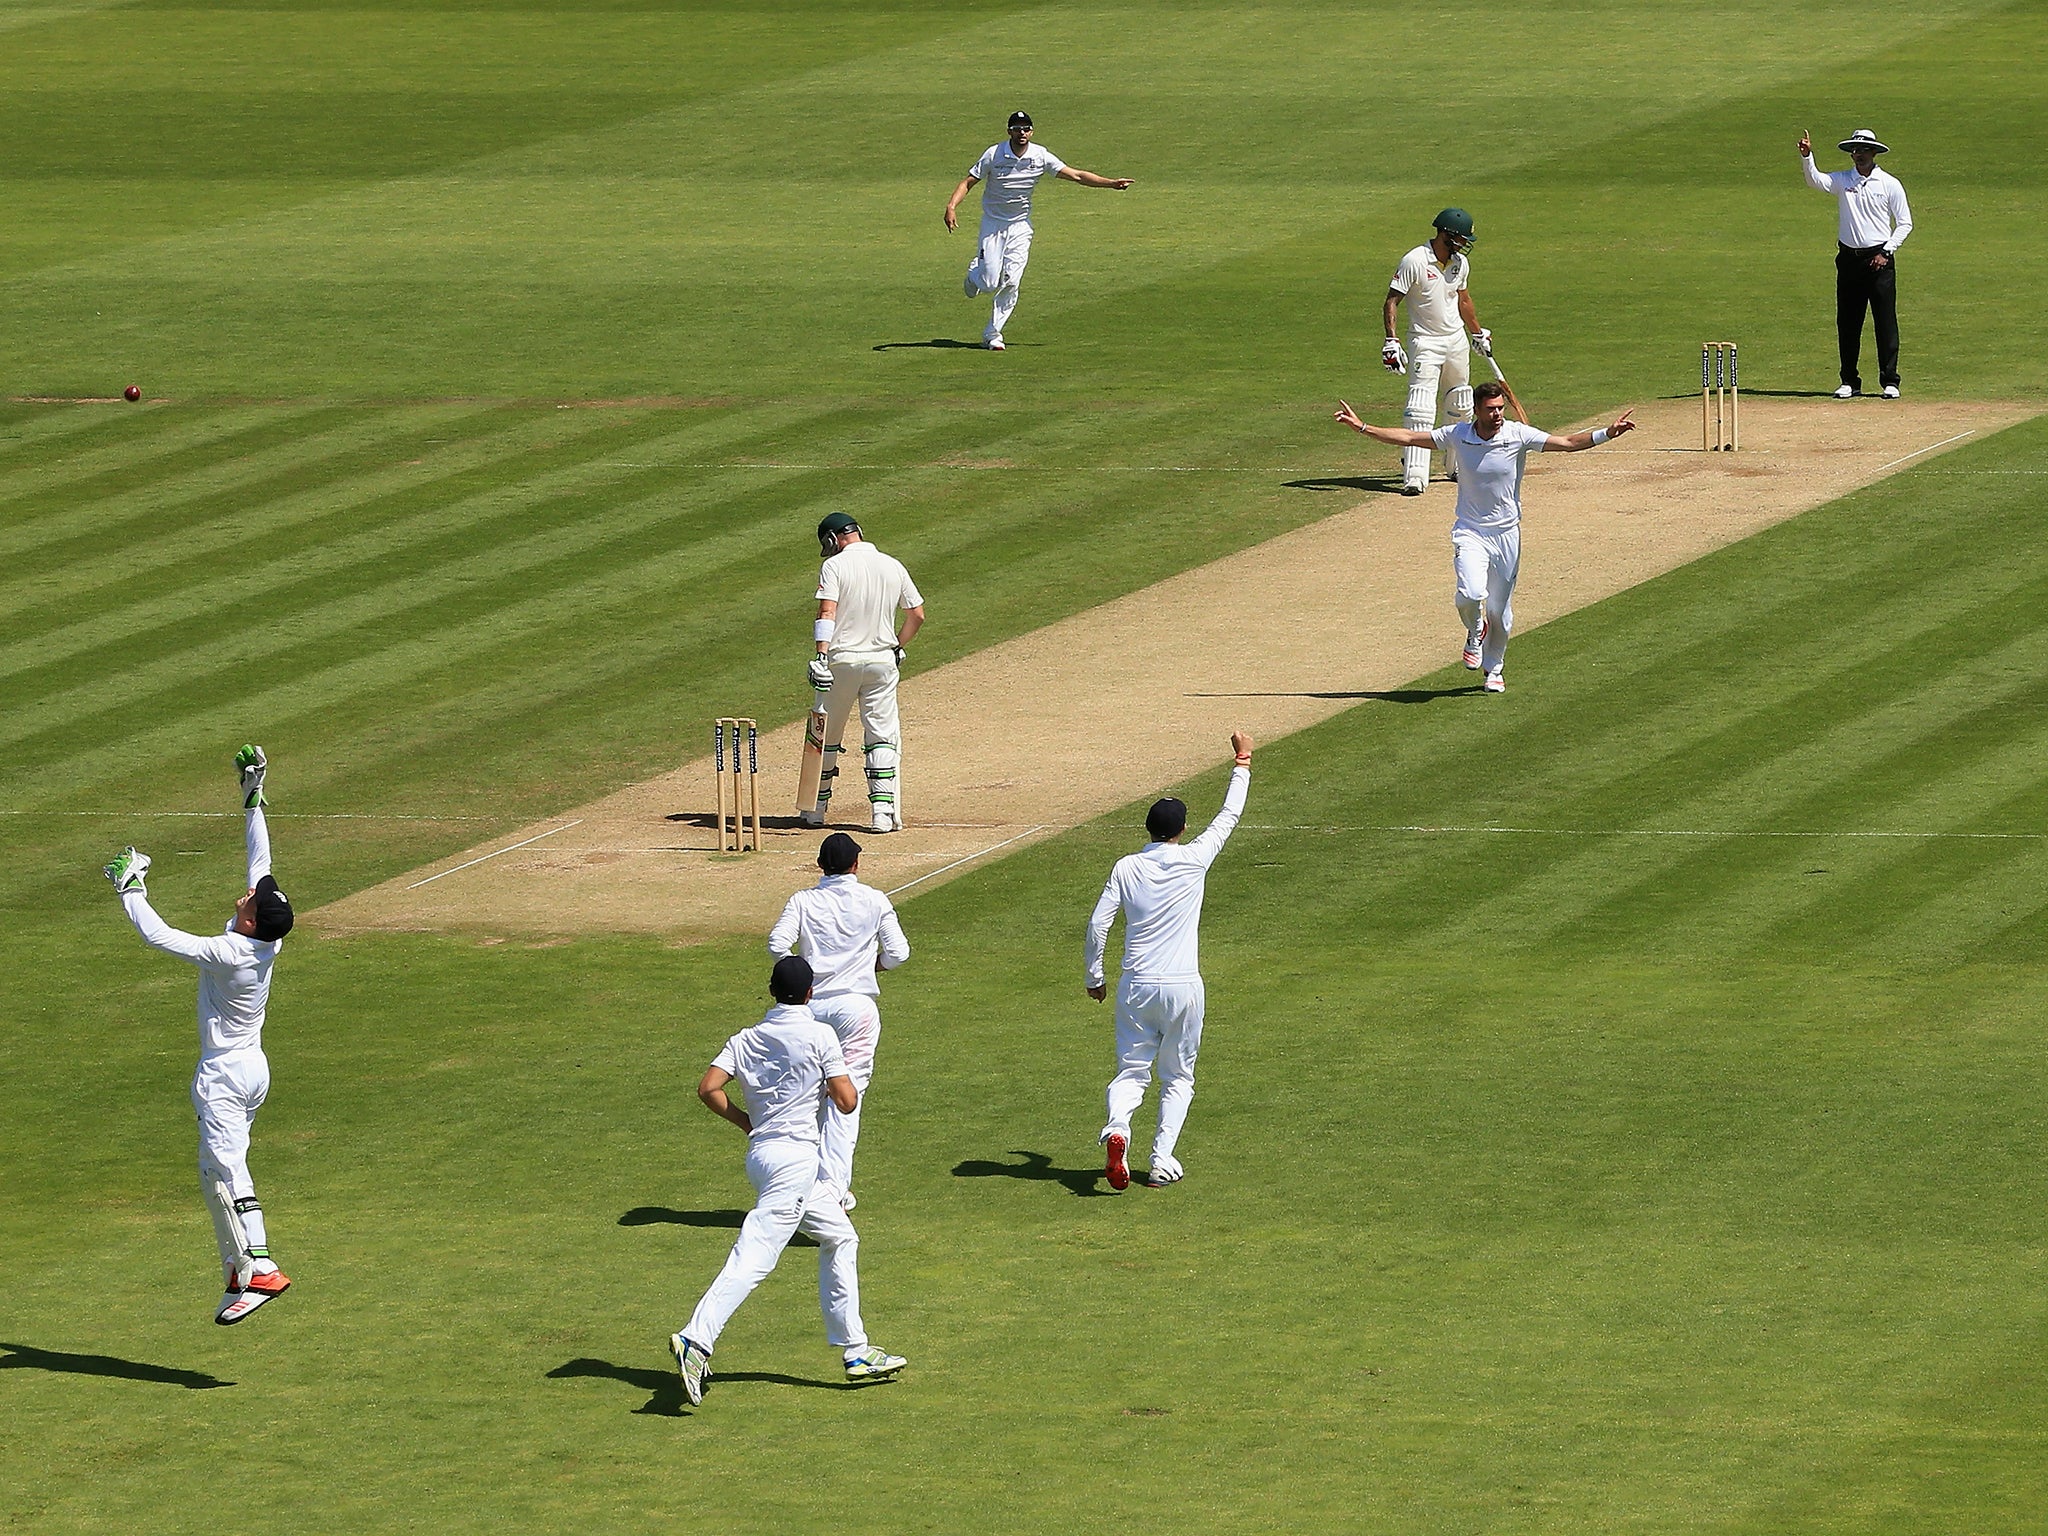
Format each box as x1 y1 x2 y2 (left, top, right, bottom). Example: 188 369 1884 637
104 846 152 895
235 744 268 809
807 656 835 691
1382 339 1408 374
1471 328 1493 357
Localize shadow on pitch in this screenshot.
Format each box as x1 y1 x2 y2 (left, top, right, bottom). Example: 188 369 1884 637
872 338 996 351
1282 473 1409 494
0 1340 232 1390
952 1149 1114 1198
549 1357 868 1416
664 812 819 831
620 1207 816 1247
1187 685 1485 703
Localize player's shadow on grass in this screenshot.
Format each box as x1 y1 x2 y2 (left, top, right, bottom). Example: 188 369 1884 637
619 1207 817 1247
548 1357 869 1416
952 1149 1114 1198
1188 686 1484 703
0 1340 231 1390
1282 473 1408 495
872 338 997 351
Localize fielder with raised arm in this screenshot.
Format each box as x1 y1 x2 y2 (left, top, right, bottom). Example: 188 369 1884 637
669 957 908 1407
769 832 910 1211
944 110 1133 351
103 746 296 1325
802 513 925 833
1383 208 1497 496
1335 385 1636 693
1084 731 1253 1192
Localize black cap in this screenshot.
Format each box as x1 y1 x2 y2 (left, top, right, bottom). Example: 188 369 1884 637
1145 798 1187 842
252 873 294 942
770 955 814 1004
1008 111 1032 129
819 833 862 874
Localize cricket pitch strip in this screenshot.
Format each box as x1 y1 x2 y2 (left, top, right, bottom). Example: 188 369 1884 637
312 397 2034 942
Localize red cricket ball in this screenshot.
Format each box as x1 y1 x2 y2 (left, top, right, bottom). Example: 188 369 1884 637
124 385 141 401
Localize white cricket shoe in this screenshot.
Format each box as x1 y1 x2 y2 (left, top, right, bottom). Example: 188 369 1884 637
985 338 1005 352
869 807 897 834
844 1346 907 1382
1462 617 1488 670
215 1269 289 1325
799 808 825 829
1833 385 1857 399
671 1332 711 1406
1402 479 1425 496
1483 667 1506 694
839 1189 857 1211
1881 385 1900 399
1145 1153 1184 1187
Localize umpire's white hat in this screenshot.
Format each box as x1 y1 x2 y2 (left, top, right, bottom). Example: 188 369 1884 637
1837 128 1890 154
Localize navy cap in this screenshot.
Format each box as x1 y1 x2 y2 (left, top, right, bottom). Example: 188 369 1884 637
251 874 294 942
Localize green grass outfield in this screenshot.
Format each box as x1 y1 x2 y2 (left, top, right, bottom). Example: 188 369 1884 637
4 1 2048 1531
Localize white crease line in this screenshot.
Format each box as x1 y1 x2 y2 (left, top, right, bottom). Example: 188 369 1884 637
1241 823 2046 841
1873 430 1974 474
886 825 1048 896
407 820 583 888
0 810 493 821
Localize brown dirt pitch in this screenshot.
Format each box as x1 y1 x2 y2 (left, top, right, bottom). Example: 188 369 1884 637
312 397 2032 943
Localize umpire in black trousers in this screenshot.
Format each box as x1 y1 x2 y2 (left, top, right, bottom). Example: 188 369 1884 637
1800 128 1914 398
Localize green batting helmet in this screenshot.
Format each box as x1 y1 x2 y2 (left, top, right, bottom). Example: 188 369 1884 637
817 511 860 556
1433 207 1476 249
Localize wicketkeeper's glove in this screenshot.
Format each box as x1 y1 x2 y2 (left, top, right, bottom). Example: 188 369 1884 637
807 656 835 691
1382 338 1408 374
104 846 152 895
235 744 267 809
1471 328 1493 357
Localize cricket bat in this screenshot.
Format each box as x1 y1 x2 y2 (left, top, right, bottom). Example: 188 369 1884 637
796 691 828 812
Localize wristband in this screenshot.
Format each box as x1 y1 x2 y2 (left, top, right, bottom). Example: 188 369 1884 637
1234 754 1252 766
813 618 834 642
1591 428 1610 446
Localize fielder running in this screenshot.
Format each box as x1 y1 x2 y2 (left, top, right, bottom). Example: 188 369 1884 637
804 512 925 833
1382 208 1497 496
104 746 296 1325
1084 731 1253 1192
769 832 910 1210
945 110 1133 351
1335 384 1637 692
669 957 907 1407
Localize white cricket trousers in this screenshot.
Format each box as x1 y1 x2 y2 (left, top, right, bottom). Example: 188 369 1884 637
1102 978 1205 1162
1452 524 1520 674
965 219 1032 342
191 1047 274 1276
1403 330 1474 489
681 1136 867 1352
818 655 901 823
809 993 880 1197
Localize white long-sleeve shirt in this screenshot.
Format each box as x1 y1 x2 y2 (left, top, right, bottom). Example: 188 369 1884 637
769 874 910 999
119 807 280 1058
1802 159 1912 252
1085 766 1249 988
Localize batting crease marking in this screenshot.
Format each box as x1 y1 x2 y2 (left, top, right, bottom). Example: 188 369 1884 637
887 825 1048 896
1873 430 1974 474
407 820 584 888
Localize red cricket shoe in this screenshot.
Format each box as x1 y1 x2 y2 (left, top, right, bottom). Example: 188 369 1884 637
1103 1133 1130 1193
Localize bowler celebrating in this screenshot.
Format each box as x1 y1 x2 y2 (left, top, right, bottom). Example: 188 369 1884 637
669 957 908 1406
1335 385 1636 692
945 111 1133 351
104 746 296 1325
1084 731 1253 1191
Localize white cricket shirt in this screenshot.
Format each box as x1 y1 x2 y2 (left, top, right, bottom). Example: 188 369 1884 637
711 1004 849 1144
769 874 910 999
1431 420 1551 533
1085 766 1249 988
817 540 924 661
1802 160 1912 251
122 894 280 1058
1389 243 1468 338
969 141 1066 226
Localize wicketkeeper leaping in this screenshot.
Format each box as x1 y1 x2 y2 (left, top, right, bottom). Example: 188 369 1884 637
1383 208 1498 496
104 746 296 1326
800 513 926 834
